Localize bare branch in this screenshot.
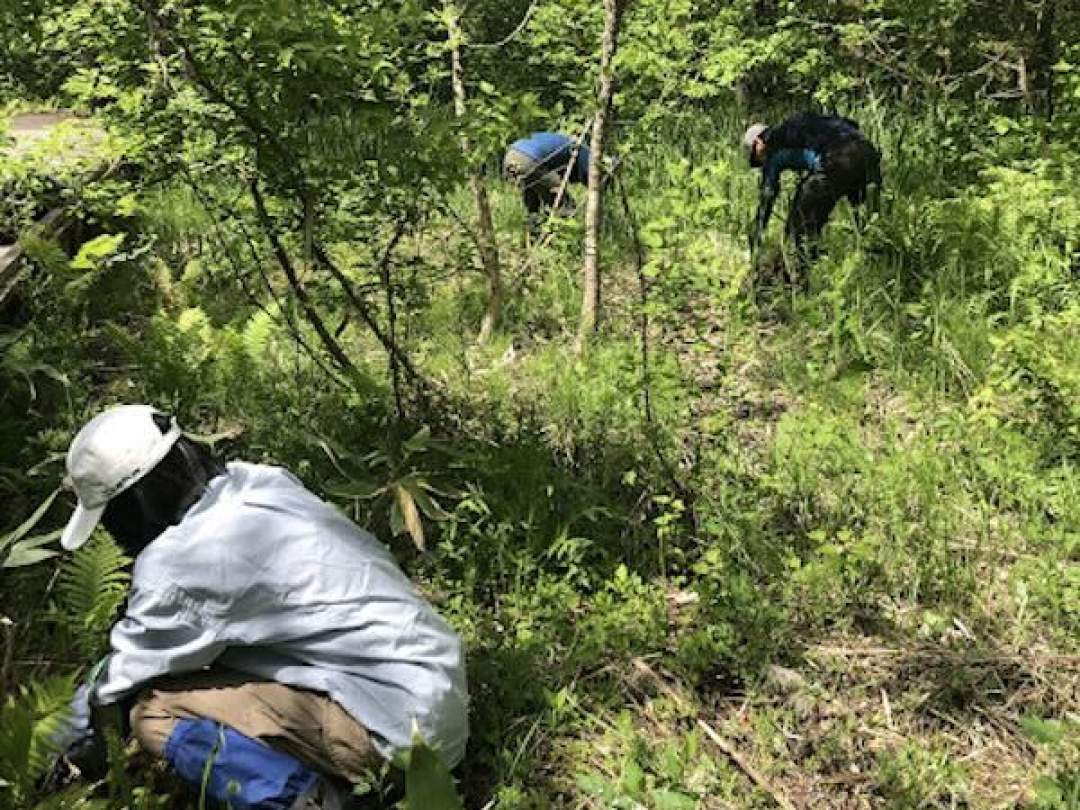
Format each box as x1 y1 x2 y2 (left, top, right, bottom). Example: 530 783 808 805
249 181 357 374
468 0 540 50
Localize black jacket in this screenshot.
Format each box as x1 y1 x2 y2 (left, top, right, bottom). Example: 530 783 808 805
763 113 864 156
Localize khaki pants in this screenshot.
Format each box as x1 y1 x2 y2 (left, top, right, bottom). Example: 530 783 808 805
502 148 575 233
502 148 563 195
129 669 383 783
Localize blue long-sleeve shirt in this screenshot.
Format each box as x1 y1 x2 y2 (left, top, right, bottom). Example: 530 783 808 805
751 148 823 250
761 148 823 199
509 132 591 184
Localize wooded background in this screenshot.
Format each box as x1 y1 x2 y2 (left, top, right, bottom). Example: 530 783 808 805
1 1 1078 808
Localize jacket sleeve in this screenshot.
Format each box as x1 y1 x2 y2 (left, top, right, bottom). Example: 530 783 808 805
92 583 226 706
573 145 592 183
750 158 782 251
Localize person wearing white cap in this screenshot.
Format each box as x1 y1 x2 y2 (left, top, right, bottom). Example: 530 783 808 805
744 112 881 283
52 404 468 809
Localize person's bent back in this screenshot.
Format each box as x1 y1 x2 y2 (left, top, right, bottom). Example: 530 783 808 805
52 404 467 808
503 131 591 239
745 112 882 284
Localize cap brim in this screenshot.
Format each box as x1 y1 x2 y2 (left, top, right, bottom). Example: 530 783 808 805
61 501 106 551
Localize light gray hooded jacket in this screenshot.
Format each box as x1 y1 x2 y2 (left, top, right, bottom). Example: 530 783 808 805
91 462 468 767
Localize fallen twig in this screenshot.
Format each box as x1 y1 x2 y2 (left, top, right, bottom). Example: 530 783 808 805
696 718 798 810
810 645 1080 668
630 661 797 810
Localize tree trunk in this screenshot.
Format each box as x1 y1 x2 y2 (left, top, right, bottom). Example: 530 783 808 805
577 0 625 353
1033 0 1058 123
446 2 503 344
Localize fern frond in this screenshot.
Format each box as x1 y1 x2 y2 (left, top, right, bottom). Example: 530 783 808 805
0 673 75 804
24 786 111 810
53 531 131 661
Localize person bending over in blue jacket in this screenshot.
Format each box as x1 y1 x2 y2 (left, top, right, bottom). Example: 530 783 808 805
745 113 882 284
50 404 468 809
503 131 591 240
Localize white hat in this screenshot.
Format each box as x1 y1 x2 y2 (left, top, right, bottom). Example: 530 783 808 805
61 405 182 551
743 123 768 151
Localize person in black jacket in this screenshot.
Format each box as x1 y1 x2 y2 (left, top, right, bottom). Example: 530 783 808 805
744 113 881 281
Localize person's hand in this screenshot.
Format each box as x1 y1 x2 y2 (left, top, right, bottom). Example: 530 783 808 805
59 728 108 783
42 684 108 791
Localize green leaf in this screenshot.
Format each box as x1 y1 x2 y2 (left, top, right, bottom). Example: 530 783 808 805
53 533 131 660
1032 775 1065 806
0 673 76 801
1022 715 1066 746
403 739 464 810
303 431 356 479
0 329 24 351
3 531 61 568
651 788 698 809
404 479 450 520
1 489 59 553
329 478 387 500
70 233 126 271
403 426 432 457
575 771 613 798
621 758 645 796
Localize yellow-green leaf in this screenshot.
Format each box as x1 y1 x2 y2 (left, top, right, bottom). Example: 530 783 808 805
393 483 425 551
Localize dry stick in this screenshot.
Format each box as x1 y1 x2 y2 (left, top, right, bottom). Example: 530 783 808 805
696 719 799 810
548 123 591 217
810 645 1080 667
631 661 796 810
467 0 540 50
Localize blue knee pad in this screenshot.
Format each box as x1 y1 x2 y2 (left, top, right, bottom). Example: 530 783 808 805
164 718 319 809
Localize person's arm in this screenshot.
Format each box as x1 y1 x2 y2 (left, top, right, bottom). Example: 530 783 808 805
573 145 592 184
93 583 226 706
750 157 782 253
750 148 823 252
45 585 222 786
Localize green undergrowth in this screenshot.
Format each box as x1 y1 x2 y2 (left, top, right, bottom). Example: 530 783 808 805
2 102 1078 808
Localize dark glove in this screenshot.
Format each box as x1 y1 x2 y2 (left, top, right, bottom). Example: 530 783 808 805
63 729 108 781
43 684 109 789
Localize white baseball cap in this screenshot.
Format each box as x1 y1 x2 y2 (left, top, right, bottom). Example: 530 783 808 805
61 405 182 551
743 123 768 151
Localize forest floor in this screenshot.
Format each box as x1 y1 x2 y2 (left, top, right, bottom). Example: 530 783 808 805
2 105 1078 809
